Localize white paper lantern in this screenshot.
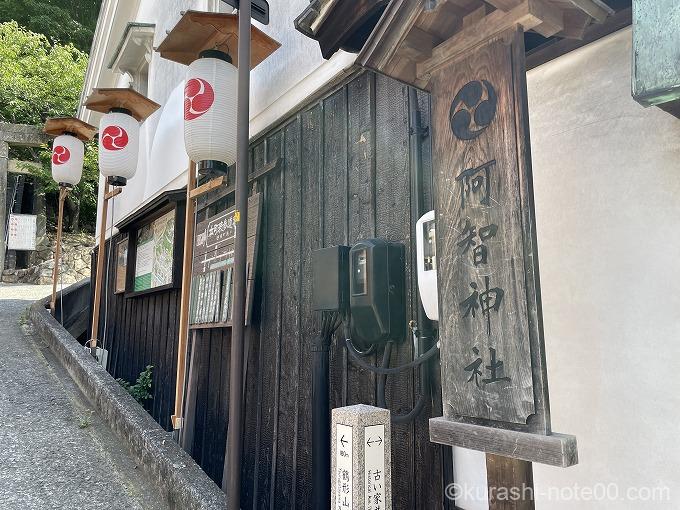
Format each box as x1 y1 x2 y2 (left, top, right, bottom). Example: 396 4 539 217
98 111 140 184
184 52 238 166
51 134 84 187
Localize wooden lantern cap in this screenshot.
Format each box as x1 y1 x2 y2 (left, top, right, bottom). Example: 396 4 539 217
84 88 161 122
43 117 97 141
156 11 281 69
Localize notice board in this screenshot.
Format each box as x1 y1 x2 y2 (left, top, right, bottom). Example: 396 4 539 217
189 193 262 328
7 214 37 251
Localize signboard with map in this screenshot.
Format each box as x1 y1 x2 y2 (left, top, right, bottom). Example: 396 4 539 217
133 209 175 292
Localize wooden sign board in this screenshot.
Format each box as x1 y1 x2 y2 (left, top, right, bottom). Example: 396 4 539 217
189 193 262 328
114 238 128 294
431 28 549 433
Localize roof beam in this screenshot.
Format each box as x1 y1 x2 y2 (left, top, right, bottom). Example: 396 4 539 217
463 4 492 27
532 3 564 37
400 26 436 60
417 0 562 79
359 0 424 71
484 0 524 10
567 0 612 23
559 8 591 39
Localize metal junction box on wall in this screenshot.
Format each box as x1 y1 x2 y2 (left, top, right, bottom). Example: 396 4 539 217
632 0 680 117
312 245 350 312
349 239 405 346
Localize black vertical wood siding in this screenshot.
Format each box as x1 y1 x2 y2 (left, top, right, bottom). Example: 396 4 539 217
93 70 446 509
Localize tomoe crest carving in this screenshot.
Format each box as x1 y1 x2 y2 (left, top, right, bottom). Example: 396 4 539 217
449 80 497 141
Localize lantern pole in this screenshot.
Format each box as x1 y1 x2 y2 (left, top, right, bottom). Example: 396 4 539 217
50 185 68 314
224 0 251 503
89 181 122 353
44 118 97 314
83 90 159 357
172 160 197 434
90 180 109 353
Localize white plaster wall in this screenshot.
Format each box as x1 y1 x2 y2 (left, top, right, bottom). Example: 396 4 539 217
530 26 680 510
456 27 680 510
91 0 348 234
249 0 328 117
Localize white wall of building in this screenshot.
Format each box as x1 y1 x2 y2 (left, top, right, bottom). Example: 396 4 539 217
86 0 355 235
455 27 680 510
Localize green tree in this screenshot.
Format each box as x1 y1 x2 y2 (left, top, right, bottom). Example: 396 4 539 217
0 21 88 125
0 0 102 52
0 21 97 232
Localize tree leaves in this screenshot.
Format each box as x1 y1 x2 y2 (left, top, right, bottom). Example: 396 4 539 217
0 21 97 231
0 21 88 125
0 0 101 51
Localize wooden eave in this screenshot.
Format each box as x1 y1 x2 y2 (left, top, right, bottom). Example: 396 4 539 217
358 0 614 89
43 117 97 141
84 88 161 122
295 0 390 60
155 11 280 69
116 188 186 232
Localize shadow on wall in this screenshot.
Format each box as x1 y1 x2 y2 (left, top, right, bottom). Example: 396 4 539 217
146 82 189 202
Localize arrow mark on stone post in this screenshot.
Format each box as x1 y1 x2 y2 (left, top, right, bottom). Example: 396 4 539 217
366 436 383 447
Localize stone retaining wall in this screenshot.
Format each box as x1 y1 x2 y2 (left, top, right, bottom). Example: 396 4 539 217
2 232 93 284
30 294 228 510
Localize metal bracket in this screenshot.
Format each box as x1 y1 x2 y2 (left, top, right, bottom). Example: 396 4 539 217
221 0 270 25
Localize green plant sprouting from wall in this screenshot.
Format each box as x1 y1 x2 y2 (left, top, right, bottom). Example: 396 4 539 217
117 365 153 405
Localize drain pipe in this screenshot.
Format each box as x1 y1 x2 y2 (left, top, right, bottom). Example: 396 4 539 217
223 0 251 507
344 88 436 424
407 87 434 346
351 88 436 424
311 331 331 509
407 86 456 507
311 311 342 509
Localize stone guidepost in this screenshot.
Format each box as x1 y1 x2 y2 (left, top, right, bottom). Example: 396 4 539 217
332 404 392 510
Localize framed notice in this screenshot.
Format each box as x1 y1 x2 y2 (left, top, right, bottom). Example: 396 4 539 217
133 209 175 292
189 193 262 328
114 238 128 294
7 214 37 251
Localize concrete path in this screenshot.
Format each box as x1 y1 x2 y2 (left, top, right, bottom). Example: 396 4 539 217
0 285 170 509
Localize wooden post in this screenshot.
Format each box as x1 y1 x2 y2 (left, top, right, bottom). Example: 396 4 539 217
486 454 534 510
50 186 68 314
180 331 199 452
89 181 111 351
172 161 197 431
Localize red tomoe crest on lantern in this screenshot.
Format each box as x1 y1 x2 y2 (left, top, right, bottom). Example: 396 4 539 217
184 78 215 120
101 125 129 151
52 146 71 165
